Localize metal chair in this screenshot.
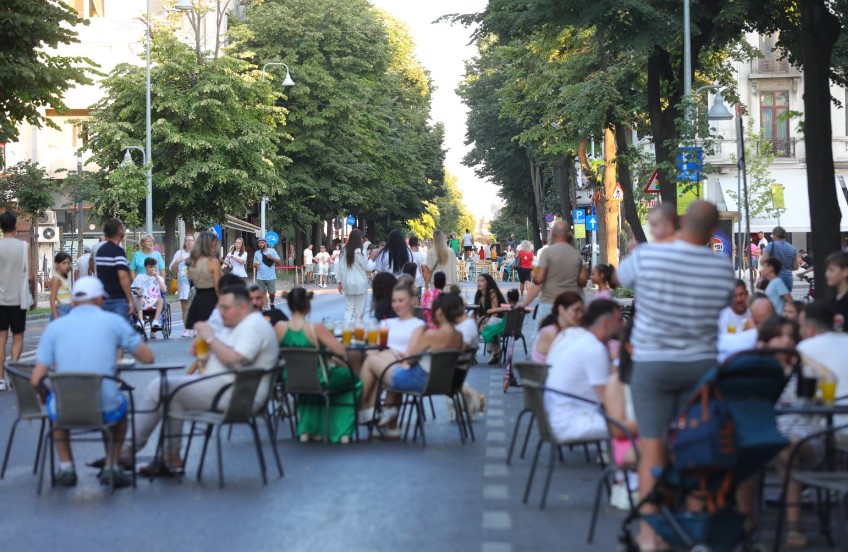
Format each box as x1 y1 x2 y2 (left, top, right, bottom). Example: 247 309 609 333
507 362 548 465
499 308 528 365
278 348 360 444
376 349 462 446
36 372 136 494
1 363 47 479
774 422 848 552
449 351 476 443
521 382 607 509
167 367 282 488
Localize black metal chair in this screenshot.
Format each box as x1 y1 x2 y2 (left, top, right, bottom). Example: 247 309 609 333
499 308 528 364
278 348 360 444
1 363 47 479
166 367 282 488
375 349 462 446
36 372 137 494
520 382 607 509
449 351 476 443
506 362 548 465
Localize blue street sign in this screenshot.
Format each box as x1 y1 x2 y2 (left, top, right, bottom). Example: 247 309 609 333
346 215 357 226
676 146 704 182
586 215 599 231
591 205 596 216
573 209 586 224
212 224 222 241
264 231 280 247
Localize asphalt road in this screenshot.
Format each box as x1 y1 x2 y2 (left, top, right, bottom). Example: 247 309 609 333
0 281 831 551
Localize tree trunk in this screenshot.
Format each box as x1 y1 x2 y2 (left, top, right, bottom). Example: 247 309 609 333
185 220 195 236
163 208 178 271
295 229 304 265
326 217 335 248
647 49 682 207
801 0 842 299
527 152 547 245
527 192 543 250
615 124 648 244
554 155 573 227
598 127 620 265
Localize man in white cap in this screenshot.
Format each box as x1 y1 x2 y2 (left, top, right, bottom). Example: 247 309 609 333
30 277 154 488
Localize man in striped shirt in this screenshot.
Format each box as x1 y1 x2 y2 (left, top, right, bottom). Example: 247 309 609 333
761 225 798 291
617 200 734 548
94 218 135 321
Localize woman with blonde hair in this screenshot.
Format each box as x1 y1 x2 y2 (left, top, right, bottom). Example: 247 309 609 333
185 232 221 331
130 234 166 281
169 234 194 337
516 240 535 299
423 229 458 289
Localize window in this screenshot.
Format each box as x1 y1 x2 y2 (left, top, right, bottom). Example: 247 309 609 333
760 91 792 157
67 0 104 18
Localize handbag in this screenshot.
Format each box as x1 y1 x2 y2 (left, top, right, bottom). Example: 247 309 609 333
670 384 737 472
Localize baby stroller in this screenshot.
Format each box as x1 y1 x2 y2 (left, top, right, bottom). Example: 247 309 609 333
130 287 172 342
619 349 790 552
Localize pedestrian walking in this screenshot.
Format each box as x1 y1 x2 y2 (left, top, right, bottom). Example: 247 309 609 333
48 252 73 320
373 229 412 277
423 230 457 288
449 232 461 259
0 211 37 391
337 229 371 324
223 237 248 279
314 245 331 288
254 237 280 309
185 232 221 331
128 234 166 281
169 234 194 337
94 218 136 322
525 221 588 323
303 244 314 284
516 241 534 299
409 236 426 290
74 246 91 280
617 201 735 550
762 225 798 291
461 228 474 260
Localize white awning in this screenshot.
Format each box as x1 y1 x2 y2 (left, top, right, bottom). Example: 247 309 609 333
222 215 261 236
713 169 848 233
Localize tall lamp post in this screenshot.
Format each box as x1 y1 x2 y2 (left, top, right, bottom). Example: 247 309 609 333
259 62 295 237
141 0 154 236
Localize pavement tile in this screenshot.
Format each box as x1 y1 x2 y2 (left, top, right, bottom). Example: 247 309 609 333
486 431 506 442
482 511 512 530
487 408 505 417
483 484 508 500
481 543 512 552
484 464 508 477
485 418 505 428
485 446 507 459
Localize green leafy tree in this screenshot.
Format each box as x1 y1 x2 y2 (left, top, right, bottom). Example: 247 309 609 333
726 122 777 220
405 202 439 241
93 165 147 230
84 28 287 257
0 0 94 142
431 171 476 236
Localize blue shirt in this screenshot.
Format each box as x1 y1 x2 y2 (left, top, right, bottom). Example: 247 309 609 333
765 277 790 315
254 248 280 281
765 240 797 291
129 250 165 274
36 304 143 411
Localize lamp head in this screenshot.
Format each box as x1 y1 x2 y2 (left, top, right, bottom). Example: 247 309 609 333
707 90 734 121
121 150 134 167
175 0 194 11
281 70 295 87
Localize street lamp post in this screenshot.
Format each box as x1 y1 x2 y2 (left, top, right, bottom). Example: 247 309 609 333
143 0 153 236
258 63 295 237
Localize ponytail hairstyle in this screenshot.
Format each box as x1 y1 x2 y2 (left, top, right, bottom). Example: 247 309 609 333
282 287 314 315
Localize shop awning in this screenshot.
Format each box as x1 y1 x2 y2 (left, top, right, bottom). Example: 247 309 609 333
713 169 848 233
222 215 261 236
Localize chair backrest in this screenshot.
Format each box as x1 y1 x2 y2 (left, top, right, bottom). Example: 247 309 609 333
422 349 462 395
49 372 106 428
501 309 526 338
221 368 270 424
279 348 323 394
5 363 45 419
514 362 548 386
451 350 474 392
518 379 556 442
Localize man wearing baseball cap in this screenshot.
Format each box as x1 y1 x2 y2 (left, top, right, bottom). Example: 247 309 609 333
253 236 280 310
30 277 154 488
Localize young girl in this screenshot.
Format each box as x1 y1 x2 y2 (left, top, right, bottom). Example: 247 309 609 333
421 271 446 329
49 252 72 320
591 263 617 300
475 274 507 364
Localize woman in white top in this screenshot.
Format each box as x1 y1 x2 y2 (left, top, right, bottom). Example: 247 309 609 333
423 229 458 288
357 283 426 436
169 234 195 337
337 230 372 324
372 229 413 277
223 238 248 279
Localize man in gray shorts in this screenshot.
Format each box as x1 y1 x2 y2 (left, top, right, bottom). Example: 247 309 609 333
253 238 280 310
617 201 734 548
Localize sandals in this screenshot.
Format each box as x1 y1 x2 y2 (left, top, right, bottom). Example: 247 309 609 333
784 526 807 549
488 354 501 366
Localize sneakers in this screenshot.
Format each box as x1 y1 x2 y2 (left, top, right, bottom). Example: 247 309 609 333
99 467 132 488
181 329 192 338
151 322 162 331
55 468 78 487
0 378 7 392
378 427 401 440
378 406 399 427
357 407 374 425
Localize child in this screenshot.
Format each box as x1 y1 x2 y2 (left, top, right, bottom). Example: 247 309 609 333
782 300 803 321
591 263 617 300
761 257 792 315
825 251 848 331
49 252 72 320
421 271 446 329
132 257 167 333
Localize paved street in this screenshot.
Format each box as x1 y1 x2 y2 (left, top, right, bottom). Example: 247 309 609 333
0 281 832 551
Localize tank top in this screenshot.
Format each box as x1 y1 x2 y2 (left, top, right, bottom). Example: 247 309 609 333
188 257 215 289
279 325 314 348
56 274 71 305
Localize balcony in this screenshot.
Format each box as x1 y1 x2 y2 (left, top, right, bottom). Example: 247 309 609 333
703 137 797 161
750 57 801 79
760 138 796 158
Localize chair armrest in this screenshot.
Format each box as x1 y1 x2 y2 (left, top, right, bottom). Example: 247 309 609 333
538 385 600 407
164 371 238 411
378 353 428 384
783 422 848 490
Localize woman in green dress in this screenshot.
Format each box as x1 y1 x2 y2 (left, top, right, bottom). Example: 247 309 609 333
275 287 361 444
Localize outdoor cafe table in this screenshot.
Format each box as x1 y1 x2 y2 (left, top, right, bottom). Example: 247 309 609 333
343 343 389 375
775 401 848 469
117 362 187 477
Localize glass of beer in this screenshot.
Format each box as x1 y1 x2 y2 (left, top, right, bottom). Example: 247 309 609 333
379 320 389 348
367 321 379 346
354 319 365 342
195 337 209 360
726 324 737 334
819 377 837 405
342 323 353 346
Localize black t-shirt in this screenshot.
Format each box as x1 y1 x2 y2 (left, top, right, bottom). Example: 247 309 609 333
262 307 288 326
95 241 129 299
831 293 848 332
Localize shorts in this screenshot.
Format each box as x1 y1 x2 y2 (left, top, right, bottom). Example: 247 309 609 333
304 264 314 274
391 363 428 392
0 304 27 334
47 392 128 424
177 279 191 301
613 436 638 467
630 359 714 439
463 245 473 252
103 298 131 322
256 279 276 297
318 264 328 276
517 267 532 283
49 303 73 321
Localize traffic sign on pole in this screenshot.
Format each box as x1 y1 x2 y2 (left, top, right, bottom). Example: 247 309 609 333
264 231 280 247
346 215 356 226
573 209 586 225
644 169 661 194
586 215 599 231
676 146 704 182
611 184 624 201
